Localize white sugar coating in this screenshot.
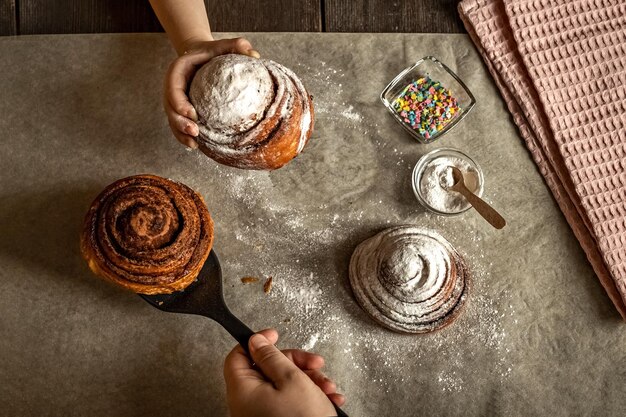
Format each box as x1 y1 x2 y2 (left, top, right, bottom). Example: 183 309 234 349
188 54 313 169
384 244 426 291
189 54 273 137
419 156 480 213
298 106 312 153
350 227 468 333
264 60 312 155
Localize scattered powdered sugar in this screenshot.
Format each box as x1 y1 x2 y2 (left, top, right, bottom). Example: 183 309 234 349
295 62 370 134
302 333 320 351
274 272 324 314
199 172 513 397
340 105 363 122
438 370 464 393
190 59 514 397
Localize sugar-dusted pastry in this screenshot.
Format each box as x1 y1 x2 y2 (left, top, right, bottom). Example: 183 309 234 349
80 174 214 295
349 226 469 333
189 54 314 170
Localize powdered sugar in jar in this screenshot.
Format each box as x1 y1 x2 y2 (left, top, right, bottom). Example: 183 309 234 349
412 148 484 215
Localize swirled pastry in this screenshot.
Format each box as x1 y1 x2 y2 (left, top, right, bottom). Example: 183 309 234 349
189 54 314 170
349 226 469 333
80 175 214 295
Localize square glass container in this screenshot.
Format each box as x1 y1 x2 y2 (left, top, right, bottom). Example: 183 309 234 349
380 56 476 144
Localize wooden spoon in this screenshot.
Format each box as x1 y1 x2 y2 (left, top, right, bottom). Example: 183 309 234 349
448 166 506 229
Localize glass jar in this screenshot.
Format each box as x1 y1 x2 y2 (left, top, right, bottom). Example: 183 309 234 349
381 56 476 144
412 148 484 216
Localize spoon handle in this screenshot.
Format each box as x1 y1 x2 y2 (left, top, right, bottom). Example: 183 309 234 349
457 186 506 229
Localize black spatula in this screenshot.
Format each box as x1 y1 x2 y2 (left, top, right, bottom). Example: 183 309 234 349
139 250 348 416
140 250 254 351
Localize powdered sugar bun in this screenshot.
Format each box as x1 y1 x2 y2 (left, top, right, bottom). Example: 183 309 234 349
349 226 469 334
189 54 314 170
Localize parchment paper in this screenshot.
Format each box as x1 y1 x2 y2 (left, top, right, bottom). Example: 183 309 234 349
0 33 624 417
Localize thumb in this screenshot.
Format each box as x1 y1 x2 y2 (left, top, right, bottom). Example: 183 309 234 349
249 334 303 388
211 37 260 58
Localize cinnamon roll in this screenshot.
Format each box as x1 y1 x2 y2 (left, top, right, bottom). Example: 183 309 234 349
189 54 314 170
349 226 469 334
80 175 214 295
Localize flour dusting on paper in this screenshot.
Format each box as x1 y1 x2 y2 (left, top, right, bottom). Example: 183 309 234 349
191 62 515 394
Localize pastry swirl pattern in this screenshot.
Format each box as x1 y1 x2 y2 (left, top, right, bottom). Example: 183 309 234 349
80 175 214 295
349 226 469 333
189 54 314 170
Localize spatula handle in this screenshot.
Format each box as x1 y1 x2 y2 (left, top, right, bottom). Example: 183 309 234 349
334 404 349 416
216 310 255 353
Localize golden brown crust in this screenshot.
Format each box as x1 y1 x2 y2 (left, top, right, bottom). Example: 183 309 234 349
80 175 214 294
198 94 314 170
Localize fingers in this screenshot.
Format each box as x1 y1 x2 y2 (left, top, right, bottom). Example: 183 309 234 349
164 99 198 149
302 369 345 407
328 393 346 407
163 37 259 149
225 329 346 408
171 127 198 149
178 38 258 68
281 349 325 370
168 108 198 137
224 344 265 393
207 37 259 58
256 328 279 345
248 333 304 388
165 57 199 124
304 369 336 395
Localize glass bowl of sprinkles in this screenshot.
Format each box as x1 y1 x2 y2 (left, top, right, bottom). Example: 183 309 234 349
380 56 476 143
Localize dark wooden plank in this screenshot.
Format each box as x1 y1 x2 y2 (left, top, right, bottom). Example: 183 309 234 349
325 0 465 33
18 0 321 35
207 0 321 32
16 0 463 35
19 0 163 34
0 0 16 35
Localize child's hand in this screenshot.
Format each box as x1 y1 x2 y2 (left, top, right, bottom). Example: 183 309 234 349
224 329 345 417
163 37 260 149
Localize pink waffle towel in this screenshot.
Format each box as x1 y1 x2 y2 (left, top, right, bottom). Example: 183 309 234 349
458 0 626 319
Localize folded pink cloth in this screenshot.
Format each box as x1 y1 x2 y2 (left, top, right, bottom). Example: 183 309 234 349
458 0 626 319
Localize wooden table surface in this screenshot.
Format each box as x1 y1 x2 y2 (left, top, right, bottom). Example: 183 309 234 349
1 32 625 417
0 0 464 36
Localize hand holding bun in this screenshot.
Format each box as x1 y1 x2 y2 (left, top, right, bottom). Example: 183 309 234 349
80 175 214 295
162 38 260 149
189 54 314 170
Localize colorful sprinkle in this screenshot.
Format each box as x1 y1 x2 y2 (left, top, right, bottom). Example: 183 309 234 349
392 76 460 140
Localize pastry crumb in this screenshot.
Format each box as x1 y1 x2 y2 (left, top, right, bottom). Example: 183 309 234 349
241 276 260 284
263 277 273 294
